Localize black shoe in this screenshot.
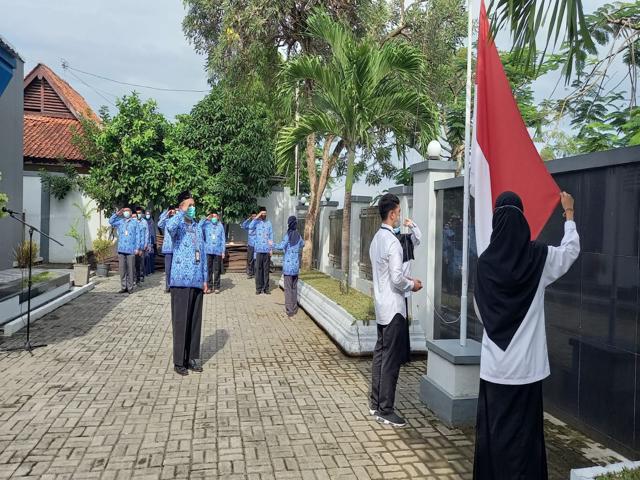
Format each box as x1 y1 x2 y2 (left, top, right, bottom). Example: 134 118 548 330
165 288 170 293
141 277 145 283
188 360 203 373
376 412 407 427
256 291 261 295
264 290 271 295
118 289 127 294
174 365 188 376
127 289 133 294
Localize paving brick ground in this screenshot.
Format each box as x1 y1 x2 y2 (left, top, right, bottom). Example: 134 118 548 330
0 273 624 479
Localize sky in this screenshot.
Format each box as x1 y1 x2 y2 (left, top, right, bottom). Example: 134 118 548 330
0 0 622 204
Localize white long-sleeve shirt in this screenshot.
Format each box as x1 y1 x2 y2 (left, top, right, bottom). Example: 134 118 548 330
476 220 580 385
402 222 422 298
370 224 415 325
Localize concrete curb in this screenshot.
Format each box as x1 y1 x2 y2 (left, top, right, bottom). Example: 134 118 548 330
571 461 639 479
280 277 427 356
3 282 96 336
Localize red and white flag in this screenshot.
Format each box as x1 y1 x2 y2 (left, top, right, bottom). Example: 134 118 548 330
470 1 560 255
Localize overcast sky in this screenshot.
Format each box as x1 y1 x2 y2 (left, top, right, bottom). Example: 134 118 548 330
0 0 621 203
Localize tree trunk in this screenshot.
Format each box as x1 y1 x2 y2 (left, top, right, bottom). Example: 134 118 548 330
340 147 356 292
301 137 344 271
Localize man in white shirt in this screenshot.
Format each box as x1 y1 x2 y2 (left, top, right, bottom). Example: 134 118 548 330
369 193 423 427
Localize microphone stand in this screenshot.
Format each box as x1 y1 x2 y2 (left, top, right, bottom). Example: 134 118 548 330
2 211 63 353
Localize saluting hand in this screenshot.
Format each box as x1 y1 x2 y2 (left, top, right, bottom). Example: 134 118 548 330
404 218 414 227
412 278 423 292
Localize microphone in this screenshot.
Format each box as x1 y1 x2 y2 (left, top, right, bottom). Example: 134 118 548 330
1 207 18 215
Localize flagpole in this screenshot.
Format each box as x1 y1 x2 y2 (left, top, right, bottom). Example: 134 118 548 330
460 0 473 348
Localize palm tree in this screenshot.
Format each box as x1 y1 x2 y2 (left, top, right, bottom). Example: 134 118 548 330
276 10 438 290
489 0 595 79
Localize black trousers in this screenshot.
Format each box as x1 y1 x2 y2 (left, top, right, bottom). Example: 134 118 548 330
370 313 410 416
164 253 173 290
247 245 255 277
255 252 270 293
207 254 223 290
474 379 548 480
170 287 203 367
135 254 144 282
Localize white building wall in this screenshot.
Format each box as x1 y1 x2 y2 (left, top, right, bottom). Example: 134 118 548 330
22 175 42 248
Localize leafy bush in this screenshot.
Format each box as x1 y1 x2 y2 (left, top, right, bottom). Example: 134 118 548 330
92 226 114 264
13 240 38 268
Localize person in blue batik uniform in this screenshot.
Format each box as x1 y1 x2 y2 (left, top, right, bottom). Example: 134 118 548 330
109 206 140 294
157 206 176 293
241 211 257 279
144 209 156 275
134 207 149 285
166 191 208 376
273 216 305 317
201 211 226 294
250 206 273 294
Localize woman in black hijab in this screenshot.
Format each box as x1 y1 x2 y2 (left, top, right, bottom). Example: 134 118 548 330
273 216 305 317
473 191 580 480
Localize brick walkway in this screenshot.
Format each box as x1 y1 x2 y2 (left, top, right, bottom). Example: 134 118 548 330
0 273 623 479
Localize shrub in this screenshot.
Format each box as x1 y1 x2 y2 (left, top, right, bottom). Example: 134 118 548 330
13 240 38 268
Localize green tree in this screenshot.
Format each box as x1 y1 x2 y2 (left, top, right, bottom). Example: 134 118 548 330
177 88 276 221
74 93 171 212
277 11 438 288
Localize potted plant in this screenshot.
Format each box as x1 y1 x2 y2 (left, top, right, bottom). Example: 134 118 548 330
66 201 95 286
93 226 114 277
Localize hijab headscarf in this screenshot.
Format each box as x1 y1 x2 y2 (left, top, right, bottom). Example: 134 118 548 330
474 192 548 351
287 216 301 247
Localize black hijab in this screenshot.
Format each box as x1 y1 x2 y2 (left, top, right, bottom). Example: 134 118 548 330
474 192 548 351
287 216 301 247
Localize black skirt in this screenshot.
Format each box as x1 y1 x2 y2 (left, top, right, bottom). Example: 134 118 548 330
473 379 548 480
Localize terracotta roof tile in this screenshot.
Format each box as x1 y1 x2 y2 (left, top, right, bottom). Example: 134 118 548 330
24 113 84 162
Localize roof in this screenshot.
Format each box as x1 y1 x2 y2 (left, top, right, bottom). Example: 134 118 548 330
0 34 24 62
24 113 84 162
23 63 100 165
24 63 100 122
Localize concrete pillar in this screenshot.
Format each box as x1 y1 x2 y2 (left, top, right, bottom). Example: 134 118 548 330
348 196 372 289
409 160 457 340
318 201 338 274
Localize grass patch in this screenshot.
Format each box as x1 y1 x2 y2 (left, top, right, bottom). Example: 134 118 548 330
299 270 375 324
21 271 53 288
597 468 640 480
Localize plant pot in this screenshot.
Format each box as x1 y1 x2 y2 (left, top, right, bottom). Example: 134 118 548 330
73 264 90 286
96 263 109 277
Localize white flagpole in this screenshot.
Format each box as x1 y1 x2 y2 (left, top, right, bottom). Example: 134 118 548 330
460 0 474 347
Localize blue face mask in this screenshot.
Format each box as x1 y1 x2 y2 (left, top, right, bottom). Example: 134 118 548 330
123 211 131 219
212 217 218 224
393 226 401 235
186 206 196 218
145 214 150 220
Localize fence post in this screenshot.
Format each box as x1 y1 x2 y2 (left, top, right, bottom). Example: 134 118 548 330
348 196 372 292
318 201 338 275
410 160 457 341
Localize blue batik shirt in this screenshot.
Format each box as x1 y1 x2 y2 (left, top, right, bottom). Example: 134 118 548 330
274 234 305 276
250 218 273 254
109 213 140 255
157 210 173 254
136 218 150 251
166 211 208 288
201 220 226 256
241 218 257 247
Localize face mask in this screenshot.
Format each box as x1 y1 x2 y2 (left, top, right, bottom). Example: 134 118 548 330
212 218 218 224
123 211 131 219
393 226 401 235
136 213 142 219
186 206 196 218
145 214 150 220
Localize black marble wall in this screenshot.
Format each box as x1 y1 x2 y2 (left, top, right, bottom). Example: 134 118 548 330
435 161 640 455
